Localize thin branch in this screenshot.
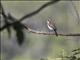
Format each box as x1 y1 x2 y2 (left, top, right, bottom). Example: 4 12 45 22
0 0 59 31
19 0 60 21
71 1 80 24
27 28 80 36
1 3 7 19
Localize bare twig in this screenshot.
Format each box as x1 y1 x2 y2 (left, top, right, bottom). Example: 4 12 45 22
19 0 60 21
0 0 59 31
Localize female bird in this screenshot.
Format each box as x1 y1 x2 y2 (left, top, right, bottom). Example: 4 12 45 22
47 18 58 36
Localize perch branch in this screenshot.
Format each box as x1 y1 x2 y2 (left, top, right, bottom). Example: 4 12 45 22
26 28 80 36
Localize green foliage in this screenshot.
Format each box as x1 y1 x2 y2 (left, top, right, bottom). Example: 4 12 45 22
65 48 80 60
39 48 80 60
77 58 80 60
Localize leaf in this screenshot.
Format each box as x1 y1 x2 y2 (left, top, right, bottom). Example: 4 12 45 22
70 56 76 60
13 22 24 45
7 13 27 45
16 30 24 45
77 58 80 60
4 19 11 37
73 52 80 55
72 48 80 52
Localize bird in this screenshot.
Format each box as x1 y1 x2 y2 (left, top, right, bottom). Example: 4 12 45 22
47 18 58 36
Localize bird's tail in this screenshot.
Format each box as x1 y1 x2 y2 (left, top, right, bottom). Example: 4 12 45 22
54 29 58 36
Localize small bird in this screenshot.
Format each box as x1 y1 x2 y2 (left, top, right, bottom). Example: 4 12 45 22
47 18 58 36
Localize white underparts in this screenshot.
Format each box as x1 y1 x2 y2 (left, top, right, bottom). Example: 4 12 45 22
47 24 53 30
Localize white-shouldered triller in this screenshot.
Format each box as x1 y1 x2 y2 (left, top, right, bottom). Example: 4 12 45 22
47 18 58 36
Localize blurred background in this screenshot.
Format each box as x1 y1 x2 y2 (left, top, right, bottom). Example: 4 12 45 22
1 1 80 60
